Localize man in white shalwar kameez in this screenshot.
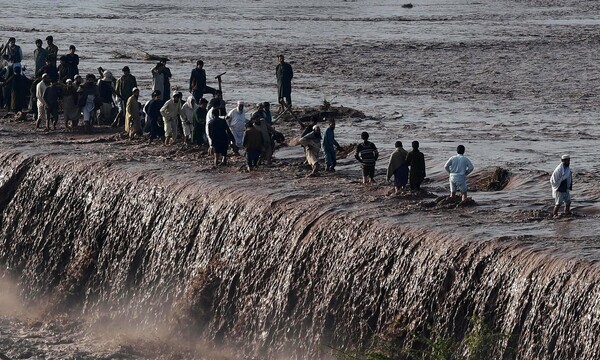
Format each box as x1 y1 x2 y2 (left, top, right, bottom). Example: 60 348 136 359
550 154 573 217
180 96 197 144
227 101 247 153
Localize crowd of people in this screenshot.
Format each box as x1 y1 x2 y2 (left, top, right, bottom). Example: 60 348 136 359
0 37 573 215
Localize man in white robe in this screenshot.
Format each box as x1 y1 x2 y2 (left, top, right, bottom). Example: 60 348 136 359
227 101 247 152
550 154 573 217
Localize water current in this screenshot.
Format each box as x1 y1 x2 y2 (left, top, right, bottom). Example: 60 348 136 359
0 0 599 358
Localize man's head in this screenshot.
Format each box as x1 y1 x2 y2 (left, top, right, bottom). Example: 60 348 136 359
313 125 321 133
151 90 161 99
361 131 369 141
13 66 21 74
263 102 270 110
59 56 67 65
132 87 140 98
74 74 82 84
211 107 220 117
160 58 168 65
412 141 420 150
35 39 42 48
42 73 50 84
328 118 335 129
8 37 16 46
561 154 570 168
69 45 76 53
45 36 53 44
199 98 208 108
214 90 222 99
395 141 403 148
85 74 96 83
278 55 285 64
196 60 204 68
237 101 244 111
173 91 182 102
457 145 465 155
122 66 130 75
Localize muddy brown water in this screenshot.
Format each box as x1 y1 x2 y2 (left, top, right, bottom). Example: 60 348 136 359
1 0 600 359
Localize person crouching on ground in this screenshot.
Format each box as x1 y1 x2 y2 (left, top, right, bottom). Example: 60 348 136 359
323 118 343 172
207 107 235 166
299 125 322 177
550 154 573 217
355 131 379 184
243 120 263 171
387 141 409 193
160 91 183 145
444 144 474 201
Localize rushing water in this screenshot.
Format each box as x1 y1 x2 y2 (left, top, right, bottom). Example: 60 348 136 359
1 0 600 358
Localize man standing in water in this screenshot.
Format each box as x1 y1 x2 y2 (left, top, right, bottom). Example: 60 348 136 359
160 91 183 145
46 36 58 65
322 119 343 172
550 154 573 217
387 141 409 193
276 54 293 112
113 66 138 127
444 145 474 201
189 60 216 103
406 141 426 192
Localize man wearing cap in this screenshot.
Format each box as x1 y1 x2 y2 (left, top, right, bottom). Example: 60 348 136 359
444 144 474 201
126 87 141 139
113 66 137 127
299 125 322 176
62 78 80 128
3 38 23 69
160 91 183 145
46 36 58 65
550 155 573 217
33 39 48 77
97 70 115 124
36 74 50 128
152 60 171 102
226 101 247 152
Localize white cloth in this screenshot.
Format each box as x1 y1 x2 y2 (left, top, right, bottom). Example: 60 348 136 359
444 154 474 176
83 95 95 122
550 163 572 198
227 108 247 148
205 111 217 146
180 96 197 138
36 81 48 105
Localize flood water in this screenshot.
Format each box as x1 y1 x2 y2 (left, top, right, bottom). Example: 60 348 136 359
1 0 600 358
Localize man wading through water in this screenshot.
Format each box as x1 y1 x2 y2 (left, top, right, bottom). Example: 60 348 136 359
550 154 573 217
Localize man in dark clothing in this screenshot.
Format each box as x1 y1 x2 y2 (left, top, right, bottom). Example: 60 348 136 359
276 54 293 111
208 90 226 117
0 66 31 112
193 97 208 146
43 80 63 129
113 66 137 127
262 102 273 125
208 107 234 166
33 39 47 78
38 58 59 82
355 131 379 184
4 37 23 68
64 45 79 80
143 90 164 142
406 140 426 192
46 36 58 65
323 119 343 172
58 56 69 82
189 60 216 103
243 121 264 171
